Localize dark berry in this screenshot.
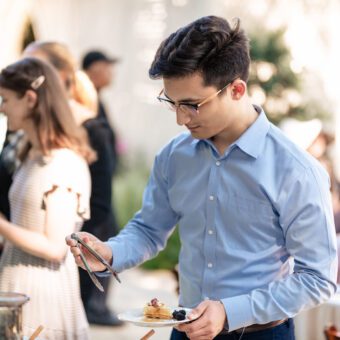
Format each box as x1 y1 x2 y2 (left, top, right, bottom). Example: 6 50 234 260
172 310 186 321
175 313 186 321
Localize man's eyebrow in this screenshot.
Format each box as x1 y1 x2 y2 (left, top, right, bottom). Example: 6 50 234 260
163 92 201 103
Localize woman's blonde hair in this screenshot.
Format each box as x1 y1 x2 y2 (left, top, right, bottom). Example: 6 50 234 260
24 41 97 112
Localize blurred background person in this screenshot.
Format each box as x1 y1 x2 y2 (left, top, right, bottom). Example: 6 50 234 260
82 50 119 172
0 41 97 258
24 42 123 326
0 57 94 339
80 49 122 326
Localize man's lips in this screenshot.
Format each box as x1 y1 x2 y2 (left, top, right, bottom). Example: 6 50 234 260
186 125 200 130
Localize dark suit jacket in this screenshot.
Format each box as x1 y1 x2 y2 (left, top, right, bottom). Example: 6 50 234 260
82 107 119 239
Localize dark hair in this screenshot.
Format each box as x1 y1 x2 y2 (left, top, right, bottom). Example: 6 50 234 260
149 16 250 89
0 57 95 163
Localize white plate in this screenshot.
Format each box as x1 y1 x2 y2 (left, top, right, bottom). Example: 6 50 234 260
118 307 195 327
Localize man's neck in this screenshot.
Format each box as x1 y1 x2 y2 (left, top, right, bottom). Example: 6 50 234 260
211 103 258 156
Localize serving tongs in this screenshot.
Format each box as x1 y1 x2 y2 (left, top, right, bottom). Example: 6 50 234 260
71 233 121 292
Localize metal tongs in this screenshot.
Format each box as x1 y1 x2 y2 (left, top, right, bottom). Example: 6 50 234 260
71 233 121 292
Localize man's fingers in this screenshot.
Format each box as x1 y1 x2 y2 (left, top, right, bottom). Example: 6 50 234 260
65 236 77 247
82 235 90 243
74 255 85 268
69 245 81 256
188 300 209 320
178 300 225 340
177 314 207 333
183 324 212 340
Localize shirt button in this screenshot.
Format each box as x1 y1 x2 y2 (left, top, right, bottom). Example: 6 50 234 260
216 161 221 166
207 263 213 268
208 230 213 235
204 297 210 300
209 195 214 201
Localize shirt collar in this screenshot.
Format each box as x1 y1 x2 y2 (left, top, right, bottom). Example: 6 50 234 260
233 105 270 159
192 105 270 159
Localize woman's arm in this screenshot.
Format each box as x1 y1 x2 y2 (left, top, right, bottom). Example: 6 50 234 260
0 187 80 262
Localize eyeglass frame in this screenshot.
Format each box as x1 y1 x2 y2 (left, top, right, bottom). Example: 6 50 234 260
157 79 236 115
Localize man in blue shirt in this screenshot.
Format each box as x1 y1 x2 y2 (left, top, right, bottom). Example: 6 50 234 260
66 16 337 339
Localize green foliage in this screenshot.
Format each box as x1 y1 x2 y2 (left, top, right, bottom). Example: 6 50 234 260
113 160 180 270
142 227 180 270
249 28 329 125
113 164 149 228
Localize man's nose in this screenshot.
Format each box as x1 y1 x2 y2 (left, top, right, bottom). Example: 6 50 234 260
176 107 191 126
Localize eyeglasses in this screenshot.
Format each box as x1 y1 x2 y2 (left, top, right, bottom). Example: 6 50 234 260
157 81 234 116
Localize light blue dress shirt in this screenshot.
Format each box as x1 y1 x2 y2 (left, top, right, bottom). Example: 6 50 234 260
106 108 337 331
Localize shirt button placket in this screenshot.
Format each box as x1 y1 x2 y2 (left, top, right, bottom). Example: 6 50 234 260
203 158 220 301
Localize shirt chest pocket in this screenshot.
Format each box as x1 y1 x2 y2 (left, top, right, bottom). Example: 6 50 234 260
223 192 282 251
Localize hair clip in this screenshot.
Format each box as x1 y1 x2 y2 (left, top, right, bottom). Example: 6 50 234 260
31 75 45 90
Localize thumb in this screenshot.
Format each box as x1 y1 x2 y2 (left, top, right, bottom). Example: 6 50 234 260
188 301 209 320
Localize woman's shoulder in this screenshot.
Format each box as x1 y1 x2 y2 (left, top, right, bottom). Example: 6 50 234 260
49 148 87 164
42 149 90 193
46 149 89 180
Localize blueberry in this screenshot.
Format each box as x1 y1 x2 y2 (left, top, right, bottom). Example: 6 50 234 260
172 310 186 321
175 313 186 321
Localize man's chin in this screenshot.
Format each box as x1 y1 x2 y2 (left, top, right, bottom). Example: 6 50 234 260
7 125 18 131
189 131 209 140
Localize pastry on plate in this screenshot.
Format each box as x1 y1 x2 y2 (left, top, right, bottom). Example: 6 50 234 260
143 298 172 319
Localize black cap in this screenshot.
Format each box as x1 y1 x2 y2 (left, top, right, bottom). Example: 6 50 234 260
82 50 119 70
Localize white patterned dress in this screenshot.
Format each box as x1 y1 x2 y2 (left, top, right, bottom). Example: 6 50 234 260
0 149 91 339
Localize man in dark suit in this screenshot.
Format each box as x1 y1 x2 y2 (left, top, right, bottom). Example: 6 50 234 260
81 50 122 326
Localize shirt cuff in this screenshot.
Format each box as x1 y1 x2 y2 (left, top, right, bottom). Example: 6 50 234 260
95 239 125 277
105 239 127 272
221 294 255 331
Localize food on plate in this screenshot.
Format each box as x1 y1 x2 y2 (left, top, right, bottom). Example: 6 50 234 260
143 298 172 319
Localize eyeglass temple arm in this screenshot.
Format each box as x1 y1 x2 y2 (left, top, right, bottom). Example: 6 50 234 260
197 81 233 108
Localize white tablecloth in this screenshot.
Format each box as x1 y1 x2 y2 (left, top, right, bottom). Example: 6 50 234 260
294 293 340 340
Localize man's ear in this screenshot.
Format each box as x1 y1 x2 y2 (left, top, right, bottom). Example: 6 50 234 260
231 80 246 100
25 89 38 109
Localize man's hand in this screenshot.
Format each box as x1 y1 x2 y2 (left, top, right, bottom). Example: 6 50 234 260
177 300 227 340
65 232 113 272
